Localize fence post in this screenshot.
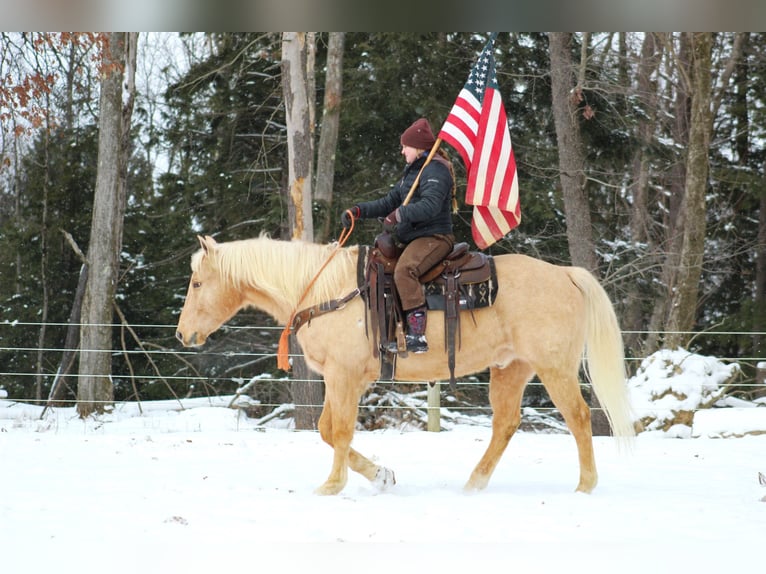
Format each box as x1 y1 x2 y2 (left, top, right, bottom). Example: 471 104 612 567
427 381 440 432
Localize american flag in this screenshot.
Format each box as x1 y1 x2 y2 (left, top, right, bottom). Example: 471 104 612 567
438 33 520 250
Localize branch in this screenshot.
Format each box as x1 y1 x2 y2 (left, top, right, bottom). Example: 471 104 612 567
712 32 746 118
577 32 590 90
61 228 87 264
113 301 184 410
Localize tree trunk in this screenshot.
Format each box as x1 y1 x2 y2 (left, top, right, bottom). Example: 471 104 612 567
623 33 662 356
282 32 315 242
314 32 345 244
282 32 324 430
35 121 50 402
664 33 713 349
756 165 766 356
645 33 692 353
548 32 598 273
48 234 88 405
548 33 608 435
77 32 138 417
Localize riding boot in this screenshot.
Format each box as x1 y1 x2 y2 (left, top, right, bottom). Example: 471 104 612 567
404 305 428 353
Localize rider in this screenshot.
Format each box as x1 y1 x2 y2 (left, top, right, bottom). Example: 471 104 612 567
341 118 456 353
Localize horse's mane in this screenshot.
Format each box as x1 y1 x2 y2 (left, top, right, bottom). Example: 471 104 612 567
193 235 359 309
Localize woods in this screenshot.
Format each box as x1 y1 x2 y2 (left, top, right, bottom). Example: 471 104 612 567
1 32 765 417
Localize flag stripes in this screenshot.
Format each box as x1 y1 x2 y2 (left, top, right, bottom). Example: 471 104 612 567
438 34 520 249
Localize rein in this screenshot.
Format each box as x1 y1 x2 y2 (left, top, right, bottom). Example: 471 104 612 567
276 218 355 371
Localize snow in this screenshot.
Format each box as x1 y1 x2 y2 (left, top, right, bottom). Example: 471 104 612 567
693 407 766 437
628 348 746 434
2 351 766 572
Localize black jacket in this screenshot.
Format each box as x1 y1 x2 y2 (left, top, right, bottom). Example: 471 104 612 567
358 154 454 244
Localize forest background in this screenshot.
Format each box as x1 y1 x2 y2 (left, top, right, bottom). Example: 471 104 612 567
1 32 764 425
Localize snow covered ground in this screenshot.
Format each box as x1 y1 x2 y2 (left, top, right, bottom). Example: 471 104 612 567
1 350 765 573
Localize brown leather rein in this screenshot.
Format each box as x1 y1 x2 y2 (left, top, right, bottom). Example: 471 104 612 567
276 218 357 371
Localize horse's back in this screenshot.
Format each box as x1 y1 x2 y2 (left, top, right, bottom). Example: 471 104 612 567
486 254 590 366
492 253 587 317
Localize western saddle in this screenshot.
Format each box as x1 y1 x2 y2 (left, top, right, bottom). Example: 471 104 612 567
364 232 497 390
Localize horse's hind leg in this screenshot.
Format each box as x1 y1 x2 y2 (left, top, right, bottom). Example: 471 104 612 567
465 362 532 491
539 369 597 493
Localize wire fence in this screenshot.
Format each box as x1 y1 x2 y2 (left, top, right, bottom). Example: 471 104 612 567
2 320 765 414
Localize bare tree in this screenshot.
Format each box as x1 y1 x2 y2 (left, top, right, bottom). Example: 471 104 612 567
548 32 598 273
663 33 713 348
757 156 766 357
622 33 664 355
314 32 345 244
282 32 315 242
77 32 138 417
281 32 323 429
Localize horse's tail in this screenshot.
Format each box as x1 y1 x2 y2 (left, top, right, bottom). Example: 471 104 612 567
567 267 636 448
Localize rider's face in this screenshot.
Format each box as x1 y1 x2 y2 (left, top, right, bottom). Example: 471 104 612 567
401 144 421 164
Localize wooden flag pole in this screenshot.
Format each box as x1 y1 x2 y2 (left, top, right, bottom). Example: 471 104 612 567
402 137 443 206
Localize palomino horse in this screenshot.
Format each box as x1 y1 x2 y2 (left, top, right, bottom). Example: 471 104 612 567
176 234 634 495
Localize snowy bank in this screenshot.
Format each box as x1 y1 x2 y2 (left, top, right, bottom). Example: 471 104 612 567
692 407 766 438
628 348 766 437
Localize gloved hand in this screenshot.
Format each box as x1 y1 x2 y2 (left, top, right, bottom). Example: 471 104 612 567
341 206 361 229
382 208 400 232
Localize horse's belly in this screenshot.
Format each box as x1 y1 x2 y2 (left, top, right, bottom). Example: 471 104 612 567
393 343 513 381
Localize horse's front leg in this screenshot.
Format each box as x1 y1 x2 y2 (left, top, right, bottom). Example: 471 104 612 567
316 377 395 495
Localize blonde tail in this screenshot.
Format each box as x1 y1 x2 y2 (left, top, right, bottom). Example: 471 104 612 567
568 267 636 449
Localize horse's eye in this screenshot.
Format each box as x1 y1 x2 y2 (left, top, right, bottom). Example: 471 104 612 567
192 281 201 289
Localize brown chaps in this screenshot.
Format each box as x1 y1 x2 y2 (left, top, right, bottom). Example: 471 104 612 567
394 234 454 310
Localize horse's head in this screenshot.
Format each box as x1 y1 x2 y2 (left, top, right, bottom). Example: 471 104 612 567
176 235 243 347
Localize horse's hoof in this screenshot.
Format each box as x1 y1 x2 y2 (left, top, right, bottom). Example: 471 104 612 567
314 481 344 496
464 473 489 492
373 466 396 491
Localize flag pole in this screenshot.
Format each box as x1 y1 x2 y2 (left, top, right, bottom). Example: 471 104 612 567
402 137 443 206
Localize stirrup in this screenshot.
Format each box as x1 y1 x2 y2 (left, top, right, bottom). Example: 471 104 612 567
385 335 428 354
405 334 428 354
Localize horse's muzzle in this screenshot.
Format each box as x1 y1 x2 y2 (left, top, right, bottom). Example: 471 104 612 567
176 330 199 347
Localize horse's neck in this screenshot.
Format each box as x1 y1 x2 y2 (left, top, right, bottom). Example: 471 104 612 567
238 240 353 323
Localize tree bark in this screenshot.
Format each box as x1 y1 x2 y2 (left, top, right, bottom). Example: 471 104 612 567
77 32 138 417
281 32 314 242
664 33 713 349
548 32 598 273
548 33 609 435
314 32 345 244
281 32 324 430
35 121 50 402
623 33 663 356
645 33 692 353
756 165 766 356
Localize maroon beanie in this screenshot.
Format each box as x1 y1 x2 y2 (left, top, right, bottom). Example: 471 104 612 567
400 118 436 150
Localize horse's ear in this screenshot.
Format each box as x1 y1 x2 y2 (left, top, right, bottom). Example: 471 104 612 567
197 235 218 256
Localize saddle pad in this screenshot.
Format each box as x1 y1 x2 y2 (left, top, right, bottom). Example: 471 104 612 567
424 259 497 312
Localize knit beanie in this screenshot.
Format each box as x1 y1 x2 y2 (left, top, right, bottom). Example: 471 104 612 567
400 118 436 150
